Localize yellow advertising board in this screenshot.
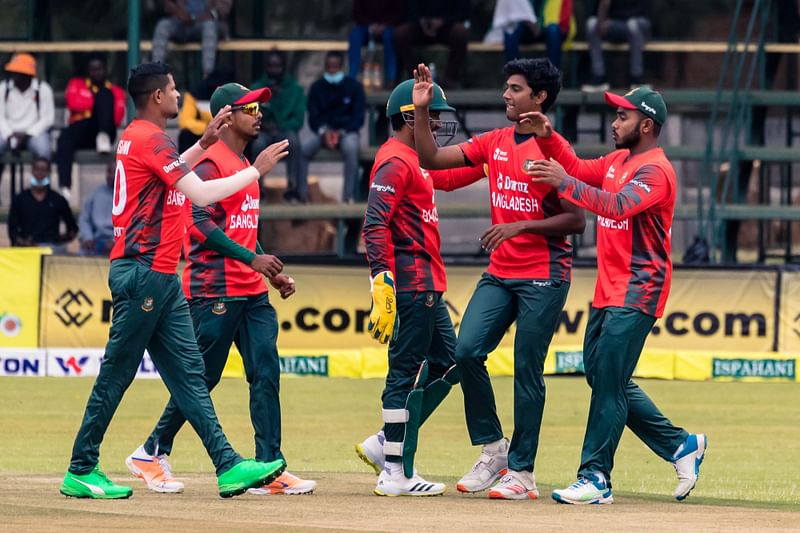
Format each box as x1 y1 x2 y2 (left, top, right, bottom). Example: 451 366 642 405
778 270 800 353
0 248 48 347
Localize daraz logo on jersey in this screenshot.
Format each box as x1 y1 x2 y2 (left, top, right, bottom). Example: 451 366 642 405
162 157 186 174
493 148 509 161
605 165 616 180
240 194 259 212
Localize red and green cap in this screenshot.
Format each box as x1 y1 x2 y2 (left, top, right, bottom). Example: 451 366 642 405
210 82 272 115
604 86 667 125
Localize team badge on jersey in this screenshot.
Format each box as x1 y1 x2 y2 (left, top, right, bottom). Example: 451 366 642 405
212 301 227 315
425 292 435 308
141 297 154 312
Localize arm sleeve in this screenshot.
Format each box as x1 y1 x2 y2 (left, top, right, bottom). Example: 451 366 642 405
430 164 486 191
145 131 192 186
256 240 265 254
559 165 671 221
28 81 54 137
203 228 257 265
362 158 408 277
538 132 607 188
65 78 93 114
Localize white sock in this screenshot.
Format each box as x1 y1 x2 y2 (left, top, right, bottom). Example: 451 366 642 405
483 438 507 455
385 461 403 476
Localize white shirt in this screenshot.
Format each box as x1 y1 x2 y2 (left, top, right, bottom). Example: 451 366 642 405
0 78 55 139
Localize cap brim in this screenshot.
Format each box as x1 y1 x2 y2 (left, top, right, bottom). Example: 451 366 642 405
604 91 637 111
431 104 456 112
234 87 272 105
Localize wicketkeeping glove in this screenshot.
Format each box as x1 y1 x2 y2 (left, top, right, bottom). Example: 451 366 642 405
368 271 399 344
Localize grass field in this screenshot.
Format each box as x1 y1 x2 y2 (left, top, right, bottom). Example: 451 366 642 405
1 376 798 531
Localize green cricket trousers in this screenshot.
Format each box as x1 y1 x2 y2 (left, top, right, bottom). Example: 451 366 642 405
455 273 569 473
578 306 688 482
144 293 285 464
68 259 241 476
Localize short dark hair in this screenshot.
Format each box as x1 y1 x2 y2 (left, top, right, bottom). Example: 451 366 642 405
128 61 172 109
502 58 561 113
325 51 345 64
390 114 406 131
33 156 51 168
266 49 286 66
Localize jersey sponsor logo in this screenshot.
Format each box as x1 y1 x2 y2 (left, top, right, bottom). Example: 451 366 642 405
605 165 616 180
491 191 540 213
495 172 529 193
631 179 651 193
162 158 186 174
167 189 186 206
420 168 430 180
370 182 396 194
493 148 509 161
117 139 131 155
618 171 629 185
229 213 258 229
240 194 259 212
422 206 439 223
597 215 629 231
113 226 124 238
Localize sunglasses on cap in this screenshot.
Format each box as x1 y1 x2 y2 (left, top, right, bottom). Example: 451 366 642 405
231 102 260 117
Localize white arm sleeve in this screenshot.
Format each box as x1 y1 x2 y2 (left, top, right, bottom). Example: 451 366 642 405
181 141 207 168
173 166 260 207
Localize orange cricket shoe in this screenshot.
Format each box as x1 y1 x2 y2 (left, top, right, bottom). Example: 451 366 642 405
247 470 316 495
125 445 184 493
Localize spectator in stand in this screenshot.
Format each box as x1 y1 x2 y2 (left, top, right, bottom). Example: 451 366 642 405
8 157 77 252
151 0 232 78
394 0 470 88
56 53 126 200
177 65 234 152
583 0 651 91
484 0 575 69
298 52 365 204
348 0 408 89
248 51 305 202
79 158 115 256
0 53 54 194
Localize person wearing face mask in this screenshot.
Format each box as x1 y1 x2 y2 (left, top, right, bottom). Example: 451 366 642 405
7 157 77 252
248 50 305 203
298 51 366 204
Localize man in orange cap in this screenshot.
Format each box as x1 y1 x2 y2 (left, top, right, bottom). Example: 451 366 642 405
0 53 54 165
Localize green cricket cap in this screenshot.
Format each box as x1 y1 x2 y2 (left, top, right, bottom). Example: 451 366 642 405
604 86 667 125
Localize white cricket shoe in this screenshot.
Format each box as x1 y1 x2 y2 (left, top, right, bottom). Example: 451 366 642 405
552 473 613 505
355 431 385 475
125 445 184 493
95 132 111 153
456 438 509 493
488 470 539 500
374 469 445 497
673 433 707 501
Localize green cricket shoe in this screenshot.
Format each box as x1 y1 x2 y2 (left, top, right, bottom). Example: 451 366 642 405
218 458 286 498
60 466 133 499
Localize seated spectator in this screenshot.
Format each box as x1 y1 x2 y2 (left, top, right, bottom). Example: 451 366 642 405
78 158 115 256
177 65 234 152
0 53 54 192
348 0 407 89
151 0 232 78
394 0 470 88
583 0 651 91
298 52 365 204
8 157 77 252
55 53 126 200
248 51 305 202
485 0 575 69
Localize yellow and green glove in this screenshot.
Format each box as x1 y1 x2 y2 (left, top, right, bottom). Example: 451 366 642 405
368 271 399 344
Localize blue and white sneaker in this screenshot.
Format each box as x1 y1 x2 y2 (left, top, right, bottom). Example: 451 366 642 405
552 473 613 505
672 433 707 501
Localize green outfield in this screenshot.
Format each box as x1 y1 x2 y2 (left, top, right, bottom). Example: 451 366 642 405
0 376 797 531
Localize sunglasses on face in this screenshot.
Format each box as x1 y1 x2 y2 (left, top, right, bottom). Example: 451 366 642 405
231 102 260 117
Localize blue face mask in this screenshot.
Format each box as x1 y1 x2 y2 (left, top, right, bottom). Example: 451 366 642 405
30 175 50 187
324 71 345 85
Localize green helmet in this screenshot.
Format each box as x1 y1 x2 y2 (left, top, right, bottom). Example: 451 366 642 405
385 79 456 117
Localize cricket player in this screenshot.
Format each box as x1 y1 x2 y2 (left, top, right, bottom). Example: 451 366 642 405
356 79 486 496
410 59 585 500
125 83 315 496
525 87 707 504
60 62 289 499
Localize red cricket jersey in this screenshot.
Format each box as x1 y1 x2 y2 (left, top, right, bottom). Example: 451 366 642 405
182 141 266 299
363 138 484 292
459 127 573 280
539 132 676 317
110 119 191 274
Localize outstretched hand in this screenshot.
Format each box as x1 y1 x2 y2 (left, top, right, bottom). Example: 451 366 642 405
527 158 569 188
412 63 434 109
199 105 232 149
518 111 553 138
